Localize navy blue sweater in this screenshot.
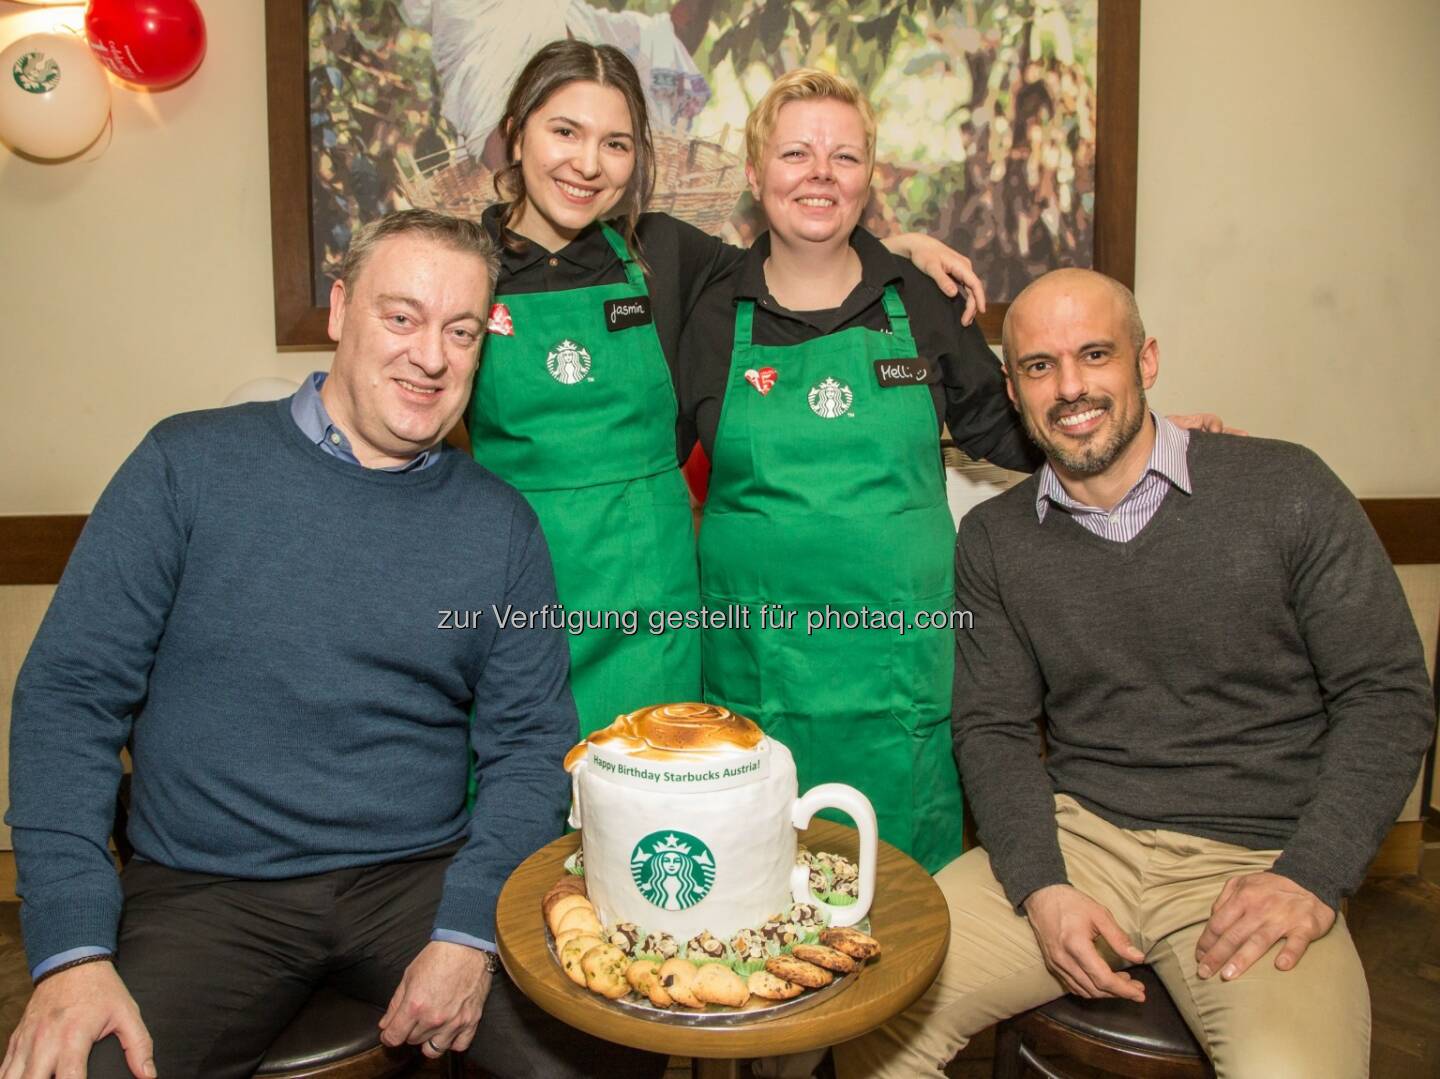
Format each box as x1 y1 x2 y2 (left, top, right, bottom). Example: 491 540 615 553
8 401 578 967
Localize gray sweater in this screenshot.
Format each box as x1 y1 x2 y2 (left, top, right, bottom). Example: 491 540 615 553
953 432 1435 910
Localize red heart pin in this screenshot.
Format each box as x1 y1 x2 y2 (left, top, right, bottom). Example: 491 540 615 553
486 303 514 336
744 367 778 395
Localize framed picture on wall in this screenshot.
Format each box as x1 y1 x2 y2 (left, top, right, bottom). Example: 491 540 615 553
264 0 1138 348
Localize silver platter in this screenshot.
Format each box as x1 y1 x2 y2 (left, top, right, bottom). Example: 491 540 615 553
546 934 859 1027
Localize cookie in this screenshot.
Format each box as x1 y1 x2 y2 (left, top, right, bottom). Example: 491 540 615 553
792 943 857 973
820 927 882 961
657 958 704 1009
541 880 586 921
545 893 593 935
559 934 603 987
554 927 596 951
626 959 660 993
747 969 804 1001
582 943 630 1000
693 963 750 1008
646 975 674 1009
546 874 586 898
764 955 833 989
554 906 604 940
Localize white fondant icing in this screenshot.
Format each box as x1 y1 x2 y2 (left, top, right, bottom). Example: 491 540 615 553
571 738 799 942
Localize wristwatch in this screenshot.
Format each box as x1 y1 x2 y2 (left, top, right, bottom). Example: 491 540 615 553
480 948 501 975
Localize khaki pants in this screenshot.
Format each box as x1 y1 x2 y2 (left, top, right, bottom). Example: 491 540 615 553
835 796 1370 1079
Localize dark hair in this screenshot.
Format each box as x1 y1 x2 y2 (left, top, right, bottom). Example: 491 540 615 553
493 41 655 263
340 209 499 290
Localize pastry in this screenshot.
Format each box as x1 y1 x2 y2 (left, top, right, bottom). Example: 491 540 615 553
820 926 881 961
693 962 750 1007
764 955 833 989
747 969 804 1001
554 906 604 939
607 922 641 955
638 932 679 960
792 943 856 973
685 930 725 961
759 920 801 949
541 879 587 920
657 958 704 1008
582 943 630 999
625 959 660 993
545 893 593 934
730 928 767 963
554 926 595 951
560 935 603 987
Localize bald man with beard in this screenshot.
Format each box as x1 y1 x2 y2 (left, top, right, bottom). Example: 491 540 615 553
835 269 1434 1079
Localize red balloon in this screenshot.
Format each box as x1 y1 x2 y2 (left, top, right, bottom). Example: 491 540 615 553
85 0 207 89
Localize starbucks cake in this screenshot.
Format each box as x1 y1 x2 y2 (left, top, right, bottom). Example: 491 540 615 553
564 703 804 943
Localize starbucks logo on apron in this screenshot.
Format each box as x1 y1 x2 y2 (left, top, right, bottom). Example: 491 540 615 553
546 339 592 384
13 52 60 94
630 831 716 910
808 377 854 419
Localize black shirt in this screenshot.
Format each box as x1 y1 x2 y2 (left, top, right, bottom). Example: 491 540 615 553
676 228 1042 471
480 204 745 395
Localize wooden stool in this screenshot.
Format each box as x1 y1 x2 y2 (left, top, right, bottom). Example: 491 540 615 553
253 987 423 1078
992 966 1212 1078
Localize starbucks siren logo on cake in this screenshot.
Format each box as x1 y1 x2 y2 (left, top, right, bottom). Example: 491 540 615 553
565 702 878 943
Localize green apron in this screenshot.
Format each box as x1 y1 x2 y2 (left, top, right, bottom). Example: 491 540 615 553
699 284 964 872
468 224 699 738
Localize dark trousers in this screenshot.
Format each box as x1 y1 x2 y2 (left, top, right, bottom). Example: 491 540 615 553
88 846 665 1079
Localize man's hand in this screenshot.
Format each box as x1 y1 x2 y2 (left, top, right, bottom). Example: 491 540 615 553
1023 884 1147 1002
1195 871 1335 982
379 941 494 1059
1166 412 1249 436
1 962 154 1079
880 234 988 324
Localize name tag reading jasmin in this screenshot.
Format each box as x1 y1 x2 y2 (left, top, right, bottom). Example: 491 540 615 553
604 297 652 331
874 358 934 387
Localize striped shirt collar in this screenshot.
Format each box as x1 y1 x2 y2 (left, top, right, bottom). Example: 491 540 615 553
1035 412 1192 523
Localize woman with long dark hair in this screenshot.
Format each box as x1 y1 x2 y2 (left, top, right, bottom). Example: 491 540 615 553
467 41 986 738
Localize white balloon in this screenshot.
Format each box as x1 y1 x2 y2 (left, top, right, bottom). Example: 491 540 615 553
223 378 301 407
0 32 111 160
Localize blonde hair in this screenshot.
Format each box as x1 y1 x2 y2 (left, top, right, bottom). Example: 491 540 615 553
744 68 877 178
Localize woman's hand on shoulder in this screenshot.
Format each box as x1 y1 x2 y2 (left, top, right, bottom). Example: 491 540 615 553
882 233 987 325
1167 412 1249 436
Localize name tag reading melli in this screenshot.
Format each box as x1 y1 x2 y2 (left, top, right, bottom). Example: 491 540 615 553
874 358 934 387
604 296 652 331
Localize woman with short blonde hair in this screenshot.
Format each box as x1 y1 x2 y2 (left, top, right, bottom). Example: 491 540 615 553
681 69 1037 873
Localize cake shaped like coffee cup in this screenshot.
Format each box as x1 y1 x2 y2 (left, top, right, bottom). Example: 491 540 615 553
565 702 877 944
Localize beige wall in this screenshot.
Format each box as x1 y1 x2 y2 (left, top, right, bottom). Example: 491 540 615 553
1 0 1438 513
1136 0 1440 494
0 1 330 516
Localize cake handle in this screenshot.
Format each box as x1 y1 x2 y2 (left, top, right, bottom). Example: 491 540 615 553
789 783 878 928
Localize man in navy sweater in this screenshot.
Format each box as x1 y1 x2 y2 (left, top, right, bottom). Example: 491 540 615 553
5 211 660 1078
838 269 1434 1078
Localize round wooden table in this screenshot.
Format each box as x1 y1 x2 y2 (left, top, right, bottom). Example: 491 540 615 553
495 820 950 1079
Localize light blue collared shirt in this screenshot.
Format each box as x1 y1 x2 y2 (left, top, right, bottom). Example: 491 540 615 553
289 371 443 472
1035 412 1192 542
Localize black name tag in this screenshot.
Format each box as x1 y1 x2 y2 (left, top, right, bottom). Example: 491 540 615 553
605 297 652 331
874 358 933 387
